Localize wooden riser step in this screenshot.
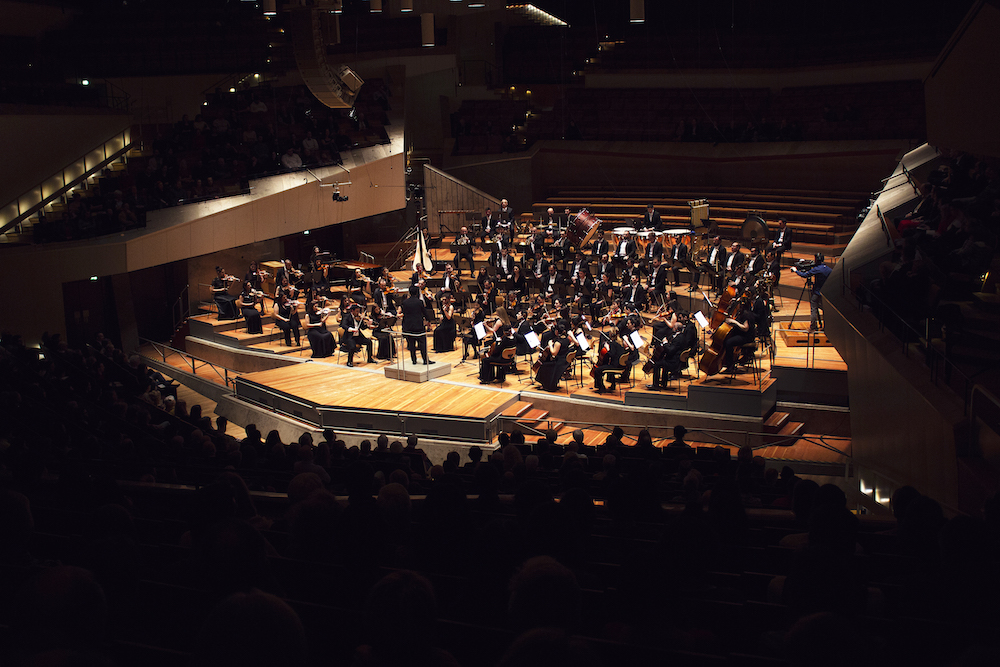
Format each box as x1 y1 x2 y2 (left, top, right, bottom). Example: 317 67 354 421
763 411 790 433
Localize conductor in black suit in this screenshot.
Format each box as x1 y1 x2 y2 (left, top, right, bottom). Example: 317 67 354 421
401 286 429 365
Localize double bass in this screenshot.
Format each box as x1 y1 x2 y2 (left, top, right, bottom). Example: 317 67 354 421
698 286 744 376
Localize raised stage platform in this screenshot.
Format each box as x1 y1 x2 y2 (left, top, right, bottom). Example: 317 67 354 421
233 362 518 443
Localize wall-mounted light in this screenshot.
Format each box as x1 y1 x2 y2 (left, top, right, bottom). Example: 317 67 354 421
421 13 434 46
401 0 413 12
629 0 645 23
371 0 382 13
263 0 276 16
303 230 310 235
81 79 90 86
90 276 98 281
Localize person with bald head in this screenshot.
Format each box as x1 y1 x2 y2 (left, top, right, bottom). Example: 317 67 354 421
453 225 475 275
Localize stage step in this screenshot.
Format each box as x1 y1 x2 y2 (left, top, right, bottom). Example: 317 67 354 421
247 340 311 355
763 411 790 433
777 421 805 439
502 401 535 418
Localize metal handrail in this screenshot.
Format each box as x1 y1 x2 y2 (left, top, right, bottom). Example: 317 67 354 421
503 415 850 460
1 128 132 236
171 285 191 336
138 337 233 387
854 282 973 410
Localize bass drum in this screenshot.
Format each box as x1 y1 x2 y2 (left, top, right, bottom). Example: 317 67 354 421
568 209 602 249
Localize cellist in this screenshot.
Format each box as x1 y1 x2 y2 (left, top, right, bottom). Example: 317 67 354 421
719 296 757 374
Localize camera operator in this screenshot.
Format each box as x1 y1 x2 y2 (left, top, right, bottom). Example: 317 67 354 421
791 253 832 331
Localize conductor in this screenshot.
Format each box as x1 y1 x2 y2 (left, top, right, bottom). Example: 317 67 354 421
401 285 430 365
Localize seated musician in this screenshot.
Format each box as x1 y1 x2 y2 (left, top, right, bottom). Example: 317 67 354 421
478 278 498 316
725 242 746 286
275 274 300 304
244 261 265 293
534 323 572 392
622 256 645 287
641 232 663 266
720 300 757 373
433 294 457 353
622 274 648 312
479 324 518 384
411 263 429 287
275 259 303 290
590 231 610 259
212 266 239 320
310 257 330 295
341 302 374 367
436 263 458 306
646 257 669 303
415 279 436 322
524 227 546 262
703 236 727 295
493 246 518 281
567 251 589 280
540 207 559 233
614 230 637 265
647 314 698 390
461 301 487 360
745 245 766 276
667 237 688 287
551 229 571 268
572 266 594 305
304 300 335 358
509 265 527 300
593 333 627 394
453 227 475 276
372 290 397 360
350 268 370 300
542 263 564 298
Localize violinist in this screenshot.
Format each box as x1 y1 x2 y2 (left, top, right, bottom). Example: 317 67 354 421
436 263 457 306
478 278 498 316
273 293 302 347
341 302 374 367
509 265 527 301
453 226 475 275
411 263 429 287
461 300 487 360
377 267 396 295
244 260 267 294
350 268 370 301
304 300 335 358
534 323 572 392
237 281 263 334
276 273 300 302
479 324 517 384
310 256 330 295
276 259 303 289
211 266 239 320
373 277 396 317
433 294 457 353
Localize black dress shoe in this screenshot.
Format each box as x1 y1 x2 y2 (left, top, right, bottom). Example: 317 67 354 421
645 384 661 391
346 361 354 367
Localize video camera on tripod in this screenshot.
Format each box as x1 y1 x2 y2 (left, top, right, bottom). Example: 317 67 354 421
792 252 826 273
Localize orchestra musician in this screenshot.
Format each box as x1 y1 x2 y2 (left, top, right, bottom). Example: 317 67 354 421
642 203 663 230
559 206 574 232
341 302 374 367
534 323 572 392
591 231 610 259
478 278 498 316
523 226 546 263
493 246 518 281
310 257 330 295
622 274 648 312
614 230 637 265
350 268 371 301
720 298 757 374
509 265 528 301
402 285 430 365
433 294 457 353
595 253 615 282
212 266 239 320
273 293 302 347
698 236 726 295
411 263 429 286
497 198 515 228
571 267 595 312
646 257 669 303
304 300 335 358
275 259 303 289
592 332 627 394
724 242 746 288
237 281 263 334
275 274 299 304
542 263 564 298
453 226 475 275
746 245 766 276
667 236 688 286
377 267 396 295
567 251 590 281
479 324 518 384
641 231 663 266
436 263 458 306
480 207 497 243
372 289 398 361
244 261 268 312
540 207 559 234
769 217 793 285
461 300 488 360
551 229 571 268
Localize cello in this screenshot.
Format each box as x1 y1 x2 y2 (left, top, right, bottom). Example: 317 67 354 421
698 286 744 376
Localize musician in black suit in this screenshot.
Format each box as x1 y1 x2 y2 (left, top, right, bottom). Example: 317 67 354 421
646 257 669 303
453 226 475 275
613 231 637 266
724 242 746 283
401 286 429 364
479 279 498 316
551 229 571 268
745 245 766 276
341 303 374 367
493 246 518 280
566 251 590 281
559 207 575 232
590 231 610 258
667 237 688 286
541 263 565 298
648 315 698 389
701 236 727 295
540 207 559 233
622 274 648 311
595 254 615 283
769 217 792 285
524 227 545 262
480 208 497 242
641 231 663 266
642 203 663 230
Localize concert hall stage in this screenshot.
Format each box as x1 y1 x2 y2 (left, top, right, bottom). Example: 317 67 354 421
233 362 518 444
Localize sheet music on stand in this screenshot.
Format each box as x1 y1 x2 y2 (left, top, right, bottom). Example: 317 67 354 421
628 330 644 350
575 332 590 351
693 311 710 329
524 330 541 350
474 321 488 340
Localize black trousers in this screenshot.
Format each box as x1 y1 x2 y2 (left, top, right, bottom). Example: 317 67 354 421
405 331 428 363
